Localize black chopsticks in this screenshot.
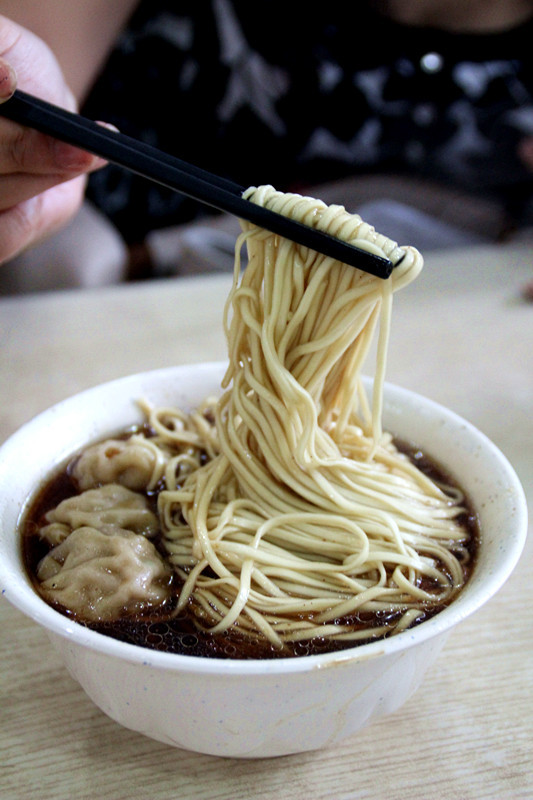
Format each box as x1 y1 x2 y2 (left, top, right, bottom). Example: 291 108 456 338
0 90 395 278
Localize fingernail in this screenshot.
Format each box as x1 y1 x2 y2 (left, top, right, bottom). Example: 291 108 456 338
96 120 120 134
53 139 93 169
52 138 107 173
0 58 17 102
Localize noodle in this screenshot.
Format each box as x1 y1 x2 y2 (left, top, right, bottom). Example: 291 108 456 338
154 186 472 648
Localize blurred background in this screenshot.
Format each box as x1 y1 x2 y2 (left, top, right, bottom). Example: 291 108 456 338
2 0 533 294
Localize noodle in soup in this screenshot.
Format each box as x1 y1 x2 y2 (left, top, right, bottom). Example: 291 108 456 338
22 187 478 658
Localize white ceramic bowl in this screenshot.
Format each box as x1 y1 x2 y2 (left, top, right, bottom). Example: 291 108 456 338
0 362 527 758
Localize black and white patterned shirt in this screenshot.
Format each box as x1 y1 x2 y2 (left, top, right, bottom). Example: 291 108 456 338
82 0 533 243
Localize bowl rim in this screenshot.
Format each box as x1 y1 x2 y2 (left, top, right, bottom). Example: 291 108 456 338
0 362 528 676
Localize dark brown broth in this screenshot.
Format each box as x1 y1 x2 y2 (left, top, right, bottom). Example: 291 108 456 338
21 436 479 660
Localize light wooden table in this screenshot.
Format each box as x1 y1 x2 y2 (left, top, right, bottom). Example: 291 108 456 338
1 243 532 800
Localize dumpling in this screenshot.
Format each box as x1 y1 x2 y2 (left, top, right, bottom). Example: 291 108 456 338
40 484 159 543
71 435 166 492
36 525 172 621
37 522 71 547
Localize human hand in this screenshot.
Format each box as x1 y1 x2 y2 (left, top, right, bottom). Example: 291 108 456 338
0 15 106 264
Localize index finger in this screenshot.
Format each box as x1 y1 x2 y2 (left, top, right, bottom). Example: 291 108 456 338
0 114 104 176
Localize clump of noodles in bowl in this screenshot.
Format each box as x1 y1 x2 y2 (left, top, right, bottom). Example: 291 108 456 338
0 188 527 758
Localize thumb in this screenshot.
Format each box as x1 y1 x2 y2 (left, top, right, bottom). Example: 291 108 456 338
0 56 16 103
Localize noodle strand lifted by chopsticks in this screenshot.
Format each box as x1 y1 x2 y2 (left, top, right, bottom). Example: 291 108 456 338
156 186 471 648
